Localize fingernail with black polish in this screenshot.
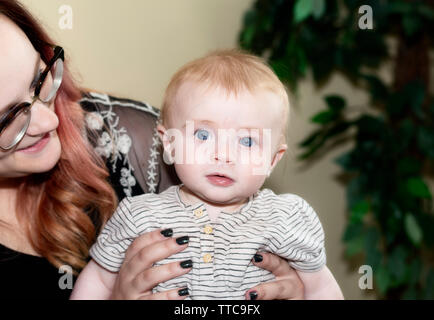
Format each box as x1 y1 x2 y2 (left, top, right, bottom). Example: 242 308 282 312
178 288 189 296
160 229 173 237
180 259 193 269
253 254 263 263
176 236 189 245
249 291 258 300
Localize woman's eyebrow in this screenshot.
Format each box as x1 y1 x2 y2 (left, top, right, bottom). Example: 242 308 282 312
0 101 17 115
0 56 41 114
29 55 42 89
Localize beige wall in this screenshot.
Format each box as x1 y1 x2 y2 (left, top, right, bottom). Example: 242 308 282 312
18 0 377 299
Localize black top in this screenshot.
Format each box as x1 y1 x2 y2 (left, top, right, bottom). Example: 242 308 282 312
0 243 73 300
0 93 179 299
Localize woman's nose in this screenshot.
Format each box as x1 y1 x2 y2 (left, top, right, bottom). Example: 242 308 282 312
25 101 59 136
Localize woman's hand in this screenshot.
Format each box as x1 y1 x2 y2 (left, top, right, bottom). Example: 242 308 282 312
245 252 305 300
110 229 192 300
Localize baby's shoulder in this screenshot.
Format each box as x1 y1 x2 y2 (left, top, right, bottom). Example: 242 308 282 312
256 189 319 221
125 185 179 213
257 188 308 210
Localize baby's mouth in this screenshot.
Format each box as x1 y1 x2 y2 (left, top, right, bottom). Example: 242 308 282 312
206 173 234 187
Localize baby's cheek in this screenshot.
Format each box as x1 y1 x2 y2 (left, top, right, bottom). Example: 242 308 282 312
194 142 214 164
174 163 198 184
238 147 271 175
240 170 267 194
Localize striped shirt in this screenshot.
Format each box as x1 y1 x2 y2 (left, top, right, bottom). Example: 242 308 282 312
90 185 326 300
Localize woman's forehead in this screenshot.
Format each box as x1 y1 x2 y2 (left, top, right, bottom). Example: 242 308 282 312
0 15 33 50
0 15 39 109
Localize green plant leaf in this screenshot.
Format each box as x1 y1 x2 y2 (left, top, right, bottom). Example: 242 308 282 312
294 0 313 23
376 265 390 296
356 115 385 137
343 223 364 257
350 200 369 223
403 14 421 36
403 285 419 300
238 0 434 300
295 46 308 76
405 81 425 119
419 214 434 246
407 259 421 286
397 157 421 177
334 151 354 171
425 269 434 299
365 228 381 270
299 129 322 147
388 246 408 286
418 5 434 19
346 176 366 209
345 235 364 257
298 121 351 159
310 110 336 124
297 137 326 160
312 0 326 19
240 25 256 48
362 74 389 103
324 121 351 138
325 95 346 112
269 60 292 83
406 177 432 199
417 127 434 158
405 213 423 246
388 1 413 14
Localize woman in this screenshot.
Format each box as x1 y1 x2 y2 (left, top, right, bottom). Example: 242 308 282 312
0 0 304 300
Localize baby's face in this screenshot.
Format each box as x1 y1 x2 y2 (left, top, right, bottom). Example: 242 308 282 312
159 81 287 206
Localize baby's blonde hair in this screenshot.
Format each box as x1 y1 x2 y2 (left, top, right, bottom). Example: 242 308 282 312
160 49 290 141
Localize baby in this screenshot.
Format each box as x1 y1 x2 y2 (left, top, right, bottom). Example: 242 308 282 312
72 50 343 300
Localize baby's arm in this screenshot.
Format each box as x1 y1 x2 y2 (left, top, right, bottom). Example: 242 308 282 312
297 266 344 300
70 260 117 300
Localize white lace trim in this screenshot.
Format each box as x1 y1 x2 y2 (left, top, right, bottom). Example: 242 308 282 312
147 127 161 193
81 92 160 117
82 92 160 196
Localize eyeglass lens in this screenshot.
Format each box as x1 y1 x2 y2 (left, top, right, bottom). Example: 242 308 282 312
0 107 30 149
40 60 64 103
0 58 64 150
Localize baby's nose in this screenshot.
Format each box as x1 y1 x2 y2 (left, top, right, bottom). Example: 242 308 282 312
214 139 236 164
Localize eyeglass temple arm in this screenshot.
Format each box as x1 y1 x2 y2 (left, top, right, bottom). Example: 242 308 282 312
34 46 64 97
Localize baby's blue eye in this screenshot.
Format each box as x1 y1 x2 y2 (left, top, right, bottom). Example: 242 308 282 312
195 129 210 141
240 137 254 147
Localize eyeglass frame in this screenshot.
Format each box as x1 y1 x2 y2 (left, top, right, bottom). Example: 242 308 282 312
0 45 64 151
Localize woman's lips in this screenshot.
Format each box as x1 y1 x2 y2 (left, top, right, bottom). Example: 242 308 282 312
206 174 234 187
17 133 50 154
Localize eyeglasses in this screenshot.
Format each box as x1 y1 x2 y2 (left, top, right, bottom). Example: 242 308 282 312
0 45 64 151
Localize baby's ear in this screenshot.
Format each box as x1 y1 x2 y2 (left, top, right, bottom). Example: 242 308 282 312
157 123 175 165
269 144 288 175
157 124 169 150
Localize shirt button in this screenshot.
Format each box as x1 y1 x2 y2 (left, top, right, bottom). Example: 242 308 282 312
203 253 213 263
203 225 213 234
193 208 203 218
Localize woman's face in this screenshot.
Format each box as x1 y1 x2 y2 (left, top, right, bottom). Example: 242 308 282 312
0 16 61 178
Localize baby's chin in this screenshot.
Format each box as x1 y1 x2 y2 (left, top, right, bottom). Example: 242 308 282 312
196 189 250 207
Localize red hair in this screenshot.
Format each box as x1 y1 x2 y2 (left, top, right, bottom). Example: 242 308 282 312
161 49 290 131
1 0 117 273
